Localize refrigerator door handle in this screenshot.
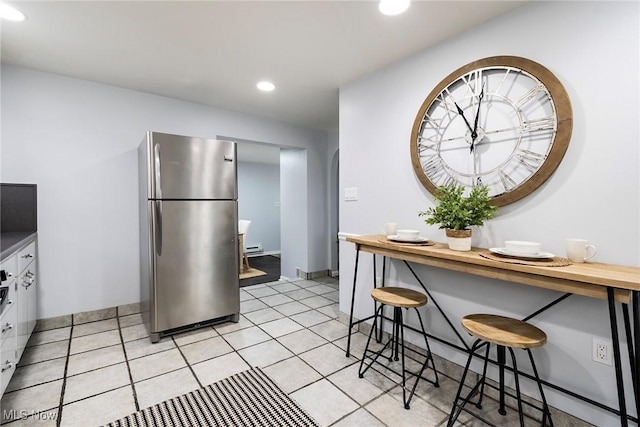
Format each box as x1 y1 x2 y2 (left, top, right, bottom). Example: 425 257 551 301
154 200 163 255
153 142 162 199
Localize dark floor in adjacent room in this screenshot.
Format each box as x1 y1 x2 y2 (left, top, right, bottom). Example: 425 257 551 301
240 255 281 287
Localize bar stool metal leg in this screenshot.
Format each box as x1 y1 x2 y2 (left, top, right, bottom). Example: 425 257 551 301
475 340 491 409
527 348 554 427
507 346 525 426
358 305 388 377
359 288 439 411
450 314 552 426
447 339 489 427
497 345 507 416
414 308 440 389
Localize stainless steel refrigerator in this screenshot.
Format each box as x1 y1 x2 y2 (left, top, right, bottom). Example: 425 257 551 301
138 131 239 343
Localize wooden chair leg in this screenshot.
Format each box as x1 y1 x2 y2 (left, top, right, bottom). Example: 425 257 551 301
243 252 250 270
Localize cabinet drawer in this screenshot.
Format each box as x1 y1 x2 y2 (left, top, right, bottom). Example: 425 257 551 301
1 300 17 345
17 241 36 274
0 279 17 326
0 304 18 395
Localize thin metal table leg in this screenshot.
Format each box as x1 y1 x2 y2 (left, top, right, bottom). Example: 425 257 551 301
607 287 628 426
377 256 387 343
346 244 361 358
622 302 637 415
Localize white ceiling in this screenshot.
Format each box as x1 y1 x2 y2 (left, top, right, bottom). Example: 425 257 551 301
1 1 527 132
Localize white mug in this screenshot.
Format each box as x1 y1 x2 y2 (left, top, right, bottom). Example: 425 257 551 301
566 239 597 263
384 223 397 237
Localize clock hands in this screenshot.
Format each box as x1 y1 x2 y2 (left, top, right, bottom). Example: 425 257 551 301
470 84 485 153
454 102 474 134
454 85 485 154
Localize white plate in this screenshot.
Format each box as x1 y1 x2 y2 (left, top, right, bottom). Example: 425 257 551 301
489 247 555 259
388 235 429 243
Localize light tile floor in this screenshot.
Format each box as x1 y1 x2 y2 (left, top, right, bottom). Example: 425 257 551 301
0 276 592 426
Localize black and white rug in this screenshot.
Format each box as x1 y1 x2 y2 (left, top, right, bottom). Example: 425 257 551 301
104 367 319 427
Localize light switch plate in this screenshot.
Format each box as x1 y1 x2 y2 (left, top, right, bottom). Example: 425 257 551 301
344 187 358 201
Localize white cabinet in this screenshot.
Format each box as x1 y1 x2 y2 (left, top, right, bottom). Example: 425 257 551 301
17 241 37 359
1 255 18 396
0 237 37 397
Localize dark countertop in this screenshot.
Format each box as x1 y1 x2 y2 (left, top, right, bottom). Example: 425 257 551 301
1 232 37 261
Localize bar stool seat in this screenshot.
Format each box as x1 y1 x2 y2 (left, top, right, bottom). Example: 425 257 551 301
372 287 427 308
359 287 439 409
462 314 547 348
447 314 553 427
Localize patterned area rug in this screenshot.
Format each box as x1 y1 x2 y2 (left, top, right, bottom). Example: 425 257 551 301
104 367 319 427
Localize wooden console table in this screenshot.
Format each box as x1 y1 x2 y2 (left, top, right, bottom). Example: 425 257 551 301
346 234 640 426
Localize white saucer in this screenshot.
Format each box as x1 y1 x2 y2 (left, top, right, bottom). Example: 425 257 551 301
489 247 555 259
388 235 429 243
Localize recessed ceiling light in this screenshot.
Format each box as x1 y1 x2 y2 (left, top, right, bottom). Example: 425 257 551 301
378 0 410 16
0 3 26 21
256 81 275 92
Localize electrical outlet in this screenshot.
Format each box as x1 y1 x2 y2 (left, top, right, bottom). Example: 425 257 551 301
592 338 613 366
344 187 358 201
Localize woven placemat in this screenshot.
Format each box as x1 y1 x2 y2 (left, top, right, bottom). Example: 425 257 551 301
378 237 436 247
479 250 571 267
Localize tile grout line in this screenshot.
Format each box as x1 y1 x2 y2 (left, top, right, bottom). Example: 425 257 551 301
250 282 370 426
54 320 73 427
116 307 141 413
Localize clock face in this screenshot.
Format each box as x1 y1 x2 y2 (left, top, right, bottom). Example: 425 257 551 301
411 56 572 207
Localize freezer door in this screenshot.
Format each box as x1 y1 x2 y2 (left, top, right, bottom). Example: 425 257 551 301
143 132 237 200
149 200 239 333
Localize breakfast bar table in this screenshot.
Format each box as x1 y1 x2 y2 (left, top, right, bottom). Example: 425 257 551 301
345 234 640 426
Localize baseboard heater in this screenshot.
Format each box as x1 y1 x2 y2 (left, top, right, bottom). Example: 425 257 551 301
246 243 263 255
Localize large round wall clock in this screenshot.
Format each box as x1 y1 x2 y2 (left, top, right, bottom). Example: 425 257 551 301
410 56 572 207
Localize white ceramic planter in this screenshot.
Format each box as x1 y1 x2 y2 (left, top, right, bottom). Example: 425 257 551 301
445 229 472 251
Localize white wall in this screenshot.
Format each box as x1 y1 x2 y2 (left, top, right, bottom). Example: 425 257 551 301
339 2 638 425
280 148 307 278
327 129 339 274
0 65 329 319
237 161 280 254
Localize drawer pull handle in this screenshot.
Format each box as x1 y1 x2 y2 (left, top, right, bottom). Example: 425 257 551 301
1 361 13 373
21 254 34 259
2 323 13 333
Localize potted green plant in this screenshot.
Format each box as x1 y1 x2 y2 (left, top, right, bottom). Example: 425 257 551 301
418 184 498 251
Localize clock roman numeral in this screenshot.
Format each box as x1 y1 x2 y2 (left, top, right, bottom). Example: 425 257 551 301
417 141 437 155
494 69 512 96
421 155 452 185
434 90 458 117
515 84 547 108
499 170 517 191
516 149 546 172
421 155 443 175
420 114 443 131
442 174 457 188
521 117 556 133
461 70 484 97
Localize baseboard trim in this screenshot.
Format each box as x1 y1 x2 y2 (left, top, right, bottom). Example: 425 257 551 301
296 268 331 280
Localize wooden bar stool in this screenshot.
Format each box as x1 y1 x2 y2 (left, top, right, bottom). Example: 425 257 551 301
358 287 439 409
447 314 553 427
